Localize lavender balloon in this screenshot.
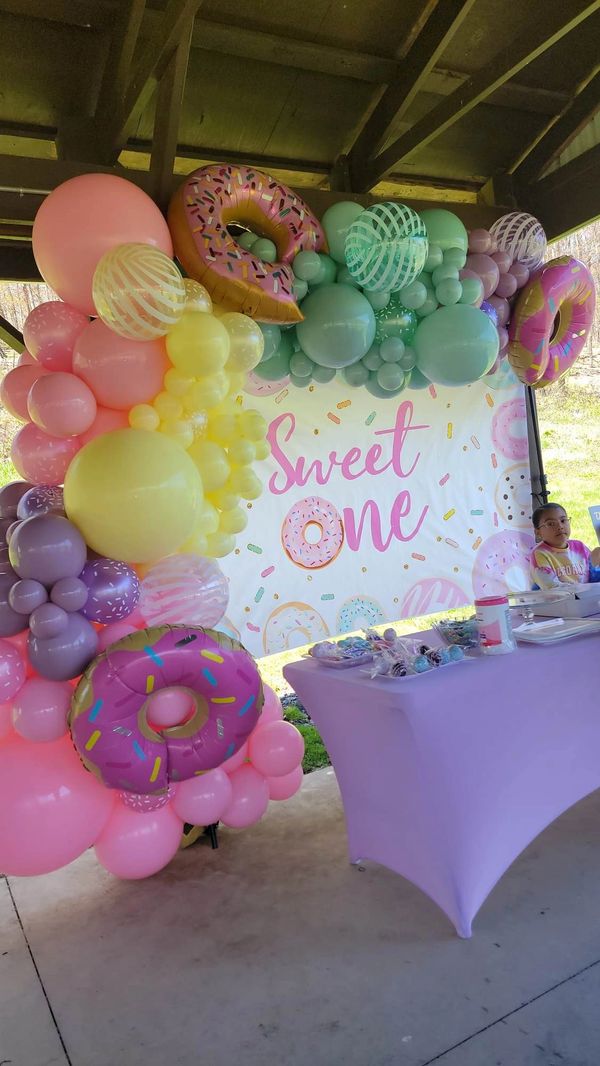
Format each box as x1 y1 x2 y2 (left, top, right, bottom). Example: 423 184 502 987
0 572 26 637
9 579 48 615
28 613 98 681
16 485 64 520
480 300 499 328
0 481 33 519
50 576 88 613
0 517 15 546
29 602 69 639
80 558 140 624
10 514 87 586
0 548 16 577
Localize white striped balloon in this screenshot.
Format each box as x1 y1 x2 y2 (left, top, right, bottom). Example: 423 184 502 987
92 242 186 340
139 553 229 628
344 202 428 293
489 213 547 270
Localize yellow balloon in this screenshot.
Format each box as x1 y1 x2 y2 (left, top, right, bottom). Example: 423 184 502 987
187 439 230 492
254 439 271 461
227 372 246 396
129 404 160 431
154 391 183 419
208 488 241 512
219 506 248 534
166 312 230 377
183 278 212 314
220 312 265 372
208 411 238 445
178 530 208 556
160 418 194 450
239 409 268 441
164 368 193 397
228 467 262 500
64 429 202 563
204 531 236 558
197 499 220 535
227 438 256 466
183 373 229 412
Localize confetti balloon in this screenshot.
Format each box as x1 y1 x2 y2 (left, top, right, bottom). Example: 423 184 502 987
344 202 428 292
92 243 186 340
139 553 229 628
489 213 547 270
80 558 140 624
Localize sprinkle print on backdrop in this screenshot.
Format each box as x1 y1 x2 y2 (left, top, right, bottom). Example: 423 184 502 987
218 374 530 656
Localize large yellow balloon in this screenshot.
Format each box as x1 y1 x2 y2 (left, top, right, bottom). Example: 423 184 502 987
166 311 229 376
64 429 203 562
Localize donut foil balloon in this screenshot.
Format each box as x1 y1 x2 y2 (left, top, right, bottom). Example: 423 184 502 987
168 164 325 324
69 625 264 795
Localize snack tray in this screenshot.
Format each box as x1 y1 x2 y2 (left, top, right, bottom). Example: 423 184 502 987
515 618 600 644
359 656 475 681
304 652 373 669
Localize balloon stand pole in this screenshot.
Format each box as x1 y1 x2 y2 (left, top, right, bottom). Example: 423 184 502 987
205 823 219 850
180 822 220 850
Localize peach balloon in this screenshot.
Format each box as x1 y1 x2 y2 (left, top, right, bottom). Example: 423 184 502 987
27 372 97 437
18 350 36 366
23 301 88 372
32 174 173 315
0 364 48 421
12 423 80 485
78 406 129 446
73 320 169 409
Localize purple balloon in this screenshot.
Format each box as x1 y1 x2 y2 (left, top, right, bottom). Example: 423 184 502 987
0 548 16 578
465 254 500 300
468 228 492 255
5 521 22 545
16 485 64 520
28 612 98 681
488 295 510 327
9 578 48 615
51 576 88 613
495 272 518 299
0 572 26 637
80 558 140 624
508 261 530 289
491 250 513 274
480 300 499 327
0 481 33 520
29 602 69 639
9 514 87 586
0 517 15 547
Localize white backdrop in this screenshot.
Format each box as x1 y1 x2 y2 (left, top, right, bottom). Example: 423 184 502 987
219 374 533 656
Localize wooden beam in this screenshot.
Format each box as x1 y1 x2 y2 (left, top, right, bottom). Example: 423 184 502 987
127 139 330 176
103 0 204 161
0 154 153 195
362 0 600 189
95 0 146 122
512 68 600 181
521 142 600 238
149 16 194 211
348 0 477 190
0 315 25 355
0 246 41 282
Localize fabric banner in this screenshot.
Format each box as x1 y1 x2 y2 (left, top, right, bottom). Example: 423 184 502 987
219 375 532 657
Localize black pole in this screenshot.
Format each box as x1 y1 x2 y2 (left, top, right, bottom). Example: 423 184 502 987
526 386 549 507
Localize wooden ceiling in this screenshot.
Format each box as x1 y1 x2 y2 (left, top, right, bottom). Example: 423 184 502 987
0 0 599 281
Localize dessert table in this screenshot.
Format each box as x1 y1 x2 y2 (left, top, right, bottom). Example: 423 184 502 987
283 631 600 937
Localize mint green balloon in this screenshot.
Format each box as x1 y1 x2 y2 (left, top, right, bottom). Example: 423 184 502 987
398 280 427 310
435 278 463 306
292 277 308 302
377 363 405 392
253 238 277 263
322 201 364 263
336 266 361 288
311 365 336 384
423 245 443 272
420 209 468 253
407 367 430 390
238 231 258 250
364 289 390 311
253 332 293 380
444 247 467 269
289 372 312 389
289 351 315 378
414 305 499 386
362 345 383 371
415 292 439 318
374 292 417 346
293 250 322 282
432 263 459 286
258 323 282 363
459 277 483 305
343 362 370 387
400 346 417 371
380 336 405 362
366 370 405 398
310 253 337 287
296 283 375 368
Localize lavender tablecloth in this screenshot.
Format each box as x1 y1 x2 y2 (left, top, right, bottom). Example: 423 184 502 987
284 632 600 937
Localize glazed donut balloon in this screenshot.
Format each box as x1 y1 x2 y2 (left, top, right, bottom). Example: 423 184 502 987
168 164 325 325
69 625 263 795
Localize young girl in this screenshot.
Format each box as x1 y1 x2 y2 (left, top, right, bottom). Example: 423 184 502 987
530 503 600 589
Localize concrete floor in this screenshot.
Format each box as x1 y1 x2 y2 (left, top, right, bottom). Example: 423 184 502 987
2 768 600 1066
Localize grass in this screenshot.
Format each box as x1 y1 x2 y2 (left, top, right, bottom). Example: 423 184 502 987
535 384 600 543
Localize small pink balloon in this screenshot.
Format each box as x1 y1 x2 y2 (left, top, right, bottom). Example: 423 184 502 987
0 735 115 875
146 687 194 729
458 269 484 308
491 250 513 274
220 764 270 828
488 295 511 327
97 620 137 652
260 683 284 724
11 423 80 485
12 676 71 742
248 720 305 778
508 261 530 289
172 768 233 825
94 800 183 879
468 228 492 254
497 326 509 351
268 765 303 801
220 741 249 773
73 320 169 410
494 272 518 299
77 406 129 446
32 173 173 316
0 363 49 421
18 350 36 367
23 302 89 372
465 254 500 299
0 637 26 701
0 701 14 741
27 371 97 438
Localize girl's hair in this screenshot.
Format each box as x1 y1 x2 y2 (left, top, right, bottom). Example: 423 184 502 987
532 503 566 529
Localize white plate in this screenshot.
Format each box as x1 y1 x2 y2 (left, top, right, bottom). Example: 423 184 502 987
515 618 600 644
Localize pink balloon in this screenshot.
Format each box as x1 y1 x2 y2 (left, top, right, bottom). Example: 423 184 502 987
0 735 114 875
94 800 183 879
27 371 97 438
0 364 48 421
18 350 36 367
12 676 71 742
488 295 510 327
77 406 129 446
465 254 500 299
0 701 14 741
248 720 305 778
260 684 284 724
73 320 169 409
494 272 518 299
497 326 509 351
268 765 303 801
491 250 513 274
172 768 233 825
12 422 80 485
23 302 88 372
458 269 484 307
220 740 248 774
32 174 173 315
468 228 492 254
146 688 194 729
508 261 530 289
220 764 270 828
97 620 137 652
0 638 25 701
